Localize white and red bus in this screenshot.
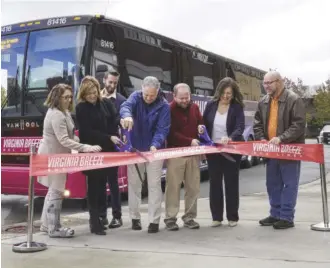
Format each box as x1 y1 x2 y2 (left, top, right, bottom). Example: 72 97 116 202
1 15 266 201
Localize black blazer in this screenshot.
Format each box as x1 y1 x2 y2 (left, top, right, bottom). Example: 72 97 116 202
76 98 118 153
203 100 245 141
108 92 127 127
113 92 127 113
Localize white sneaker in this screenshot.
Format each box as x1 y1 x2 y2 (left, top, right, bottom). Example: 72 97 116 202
211 221 222 227
228 221 238 227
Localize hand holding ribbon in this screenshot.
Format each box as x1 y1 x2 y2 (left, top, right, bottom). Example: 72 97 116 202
197 124 235 162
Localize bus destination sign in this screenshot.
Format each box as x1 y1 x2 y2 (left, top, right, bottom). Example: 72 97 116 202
1 15 93 35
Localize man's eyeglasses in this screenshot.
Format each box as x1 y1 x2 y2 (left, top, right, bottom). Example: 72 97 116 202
263 79 278 86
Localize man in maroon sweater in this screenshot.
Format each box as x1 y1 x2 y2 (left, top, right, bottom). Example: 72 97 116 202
164 83 203 231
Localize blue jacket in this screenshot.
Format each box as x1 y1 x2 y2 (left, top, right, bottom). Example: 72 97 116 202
203 100 245 141
119 90 171 152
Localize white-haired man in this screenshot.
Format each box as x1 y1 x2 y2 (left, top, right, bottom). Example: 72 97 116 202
120 76 170 233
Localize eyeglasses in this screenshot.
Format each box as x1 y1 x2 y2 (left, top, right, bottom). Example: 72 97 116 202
263 79 278 86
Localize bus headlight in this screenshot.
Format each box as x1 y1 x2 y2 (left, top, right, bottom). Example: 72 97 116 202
63 189 70 198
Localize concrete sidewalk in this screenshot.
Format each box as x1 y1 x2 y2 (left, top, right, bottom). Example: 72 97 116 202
2 176 330 268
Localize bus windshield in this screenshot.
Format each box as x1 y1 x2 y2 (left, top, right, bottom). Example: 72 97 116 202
1 33 27 116
1 25 87 117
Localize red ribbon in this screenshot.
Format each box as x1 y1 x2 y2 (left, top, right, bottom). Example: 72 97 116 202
1 137 324 176
28 142 324 176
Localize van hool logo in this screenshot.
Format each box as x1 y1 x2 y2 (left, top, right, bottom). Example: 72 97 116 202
5 120 40 130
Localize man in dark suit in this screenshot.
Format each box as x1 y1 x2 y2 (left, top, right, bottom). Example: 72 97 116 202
100 71 126 229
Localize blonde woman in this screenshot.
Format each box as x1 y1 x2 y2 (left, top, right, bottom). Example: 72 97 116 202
38 84 101 238
76 76 121 235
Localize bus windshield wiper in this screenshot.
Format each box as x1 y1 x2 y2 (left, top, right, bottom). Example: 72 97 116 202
23 65 46 117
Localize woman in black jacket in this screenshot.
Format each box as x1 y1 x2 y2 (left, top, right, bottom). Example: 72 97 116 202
76 76 121 235
202 77 245 228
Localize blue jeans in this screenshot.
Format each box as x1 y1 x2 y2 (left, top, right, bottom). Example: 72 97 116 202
266 159 301 222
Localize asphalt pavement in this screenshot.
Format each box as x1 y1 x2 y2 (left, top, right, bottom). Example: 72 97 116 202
2 177 330 268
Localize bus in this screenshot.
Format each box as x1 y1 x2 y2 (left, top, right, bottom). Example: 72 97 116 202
1 14 266 200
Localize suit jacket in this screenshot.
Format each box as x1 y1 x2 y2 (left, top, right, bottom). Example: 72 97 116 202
75 98 118 176
112 92 127 113
37 108 88 191
76 98 118 152
203 100 245 142
110 93 126 127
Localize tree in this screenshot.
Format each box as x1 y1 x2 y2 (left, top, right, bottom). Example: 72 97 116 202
283 77 310 97
1 86 6 107
310 77 330 126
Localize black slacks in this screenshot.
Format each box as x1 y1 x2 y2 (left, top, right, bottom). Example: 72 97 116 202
206 153 241 222
87 170 107 224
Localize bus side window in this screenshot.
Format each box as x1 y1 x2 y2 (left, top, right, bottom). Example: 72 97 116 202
120 27 176 94
95 64 109 88
189 51 214 96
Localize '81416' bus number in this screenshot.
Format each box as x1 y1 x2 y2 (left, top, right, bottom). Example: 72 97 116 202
47 17 67 26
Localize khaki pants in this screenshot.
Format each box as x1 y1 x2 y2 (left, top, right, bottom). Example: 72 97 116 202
128 160 163 224
164 156 200 223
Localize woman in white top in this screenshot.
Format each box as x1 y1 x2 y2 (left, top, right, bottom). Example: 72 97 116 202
38 84 101 238
202 77 245 228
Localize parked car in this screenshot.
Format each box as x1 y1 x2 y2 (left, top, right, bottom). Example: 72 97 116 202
317 125 330 144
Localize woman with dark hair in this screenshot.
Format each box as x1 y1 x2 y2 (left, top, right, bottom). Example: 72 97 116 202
76 76 121 235
38 84 101 238
202 77 245 228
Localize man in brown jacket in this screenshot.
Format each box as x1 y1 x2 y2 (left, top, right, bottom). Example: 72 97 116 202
253 71 306 229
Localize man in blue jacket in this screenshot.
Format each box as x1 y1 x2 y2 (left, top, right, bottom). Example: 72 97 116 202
120 76 170 233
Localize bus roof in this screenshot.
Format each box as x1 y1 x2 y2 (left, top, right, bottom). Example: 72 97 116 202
2 14 266 78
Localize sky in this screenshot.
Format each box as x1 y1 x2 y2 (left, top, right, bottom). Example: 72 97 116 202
1 0 330 86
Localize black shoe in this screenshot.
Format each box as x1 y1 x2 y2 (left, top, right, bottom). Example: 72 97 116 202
109 218 123 229
259 216 279 226
90 220 107 235
100 217 109 228
165 221 179 231
148 223 159 233
273 220 294 229
91 227 107 235
184 220 200 229
132 219 142 230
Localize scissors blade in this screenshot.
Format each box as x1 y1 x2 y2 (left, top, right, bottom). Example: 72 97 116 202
220 152 236 162
213 143 236 162
131 147 150 162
